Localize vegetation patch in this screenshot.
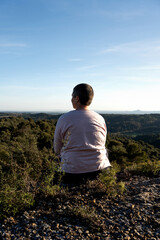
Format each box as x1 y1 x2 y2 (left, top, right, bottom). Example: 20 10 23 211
0 116 160 219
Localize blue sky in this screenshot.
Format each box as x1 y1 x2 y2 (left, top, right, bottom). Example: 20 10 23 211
0 0 160 112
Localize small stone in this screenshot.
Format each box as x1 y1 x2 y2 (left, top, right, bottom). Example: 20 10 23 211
9 217 15 223
78 229 83 234
32 223 37 228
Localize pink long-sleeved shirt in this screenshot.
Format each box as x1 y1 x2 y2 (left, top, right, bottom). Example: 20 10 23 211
54 110 110 173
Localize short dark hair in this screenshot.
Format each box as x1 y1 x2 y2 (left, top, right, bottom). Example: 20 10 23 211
73 83 94 106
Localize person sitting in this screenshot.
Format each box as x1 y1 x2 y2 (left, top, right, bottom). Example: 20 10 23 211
53 83 110 184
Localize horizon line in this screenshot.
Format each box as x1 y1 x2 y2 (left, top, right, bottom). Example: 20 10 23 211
0 110 160 114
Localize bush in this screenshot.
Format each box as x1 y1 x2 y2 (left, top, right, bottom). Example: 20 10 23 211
99 166 125 196
0 117 58 219
126 159 160 177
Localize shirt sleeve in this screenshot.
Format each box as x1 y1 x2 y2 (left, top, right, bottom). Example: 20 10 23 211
53 118 63 155
104 121 107 134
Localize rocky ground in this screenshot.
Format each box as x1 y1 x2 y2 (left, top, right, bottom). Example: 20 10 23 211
0 173 160 240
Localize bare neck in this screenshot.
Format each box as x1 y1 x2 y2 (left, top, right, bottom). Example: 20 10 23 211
76 104 89 110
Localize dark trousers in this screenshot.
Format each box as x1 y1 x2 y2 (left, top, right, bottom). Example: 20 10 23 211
58 168 110 185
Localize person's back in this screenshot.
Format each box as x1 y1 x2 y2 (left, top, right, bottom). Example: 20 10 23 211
53 83 110 181
54 109 110 173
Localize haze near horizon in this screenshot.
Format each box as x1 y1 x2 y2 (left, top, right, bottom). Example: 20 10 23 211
0 0 160 112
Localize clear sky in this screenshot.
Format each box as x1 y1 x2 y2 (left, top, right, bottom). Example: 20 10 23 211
0 0 160 112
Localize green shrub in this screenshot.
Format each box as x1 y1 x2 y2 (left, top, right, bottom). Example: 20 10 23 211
126 159 160 176
99 166 125 196
0 117 58 219
0 184 34 218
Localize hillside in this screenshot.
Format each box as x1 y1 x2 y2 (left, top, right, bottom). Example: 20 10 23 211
1 112 160 148
0 174 160 239
0 116 160 239
1 112 160 134
102 114 160 135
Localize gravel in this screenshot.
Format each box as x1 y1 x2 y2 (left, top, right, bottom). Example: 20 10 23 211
0 174 160 240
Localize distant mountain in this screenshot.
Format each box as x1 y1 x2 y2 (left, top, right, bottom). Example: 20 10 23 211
97 110 160 114
1 110 160 115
